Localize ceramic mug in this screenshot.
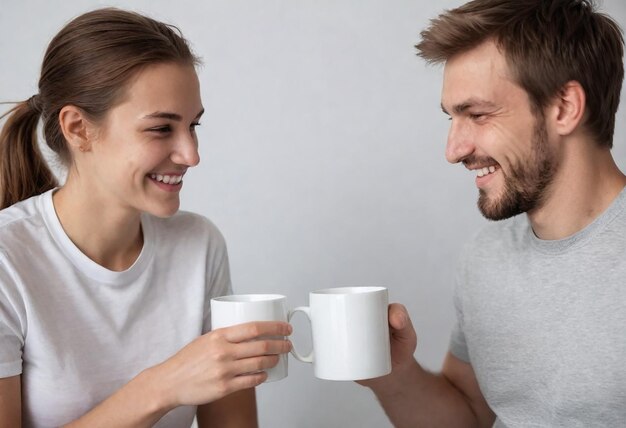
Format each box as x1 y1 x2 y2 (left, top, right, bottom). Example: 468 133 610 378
210 294 288 382
288 286 391 381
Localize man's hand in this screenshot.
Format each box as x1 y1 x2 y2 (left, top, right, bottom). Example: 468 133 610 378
357 303 418 391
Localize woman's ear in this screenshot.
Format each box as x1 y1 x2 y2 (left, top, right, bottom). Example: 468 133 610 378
548 80 586 137
58 105 93 153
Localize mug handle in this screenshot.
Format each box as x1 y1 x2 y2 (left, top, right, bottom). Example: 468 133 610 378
287 306 314 363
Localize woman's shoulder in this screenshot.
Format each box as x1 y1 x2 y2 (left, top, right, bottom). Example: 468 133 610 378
0 194 49 261
0 194 45 236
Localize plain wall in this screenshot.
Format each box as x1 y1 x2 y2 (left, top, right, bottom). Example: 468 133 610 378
2 1 625 427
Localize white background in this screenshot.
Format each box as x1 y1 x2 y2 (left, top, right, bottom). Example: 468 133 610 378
2 1 625 427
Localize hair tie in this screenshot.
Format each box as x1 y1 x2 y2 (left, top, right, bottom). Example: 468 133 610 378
27 94 42 114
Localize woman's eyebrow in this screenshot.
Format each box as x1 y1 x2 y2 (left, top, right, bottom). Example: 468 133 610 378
142 109 204 121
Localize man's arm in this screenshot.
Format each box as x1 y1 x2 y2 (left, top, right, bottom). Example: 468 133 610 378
361 304 495 428
196 388 258 428
0 375 21 428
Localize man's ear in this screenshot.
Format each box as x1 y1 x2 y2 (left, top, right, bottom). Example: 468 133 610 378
58 105 93 153
548 80 586 137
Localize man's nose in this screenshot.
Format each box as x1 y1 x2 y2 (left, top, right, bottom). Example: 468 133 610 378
445 119 474 164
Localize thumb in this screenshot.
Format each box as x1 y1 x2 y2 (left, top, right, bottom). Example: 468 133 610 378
387 303 417 347
388 303 410 330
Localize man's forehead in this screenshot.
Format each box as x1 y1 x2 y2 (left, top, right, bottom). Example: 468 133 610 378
440 42 519 110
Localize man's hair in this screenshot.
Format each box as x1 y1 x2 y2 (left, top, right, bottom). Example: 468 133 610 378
416 0 624 148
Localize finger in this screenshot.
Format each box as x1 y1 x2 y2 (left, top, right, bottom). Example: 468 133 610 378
233 354 281 376
387 304 417 346
233 338 292 360
228 370 268 392
388 303 410 330
222 321 292 343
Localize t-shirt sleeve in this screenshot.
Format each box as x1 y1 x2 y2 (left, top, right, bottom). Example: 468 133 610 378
202 225 233 334
0 259 25 377
449 309 470 362
449 256 470 363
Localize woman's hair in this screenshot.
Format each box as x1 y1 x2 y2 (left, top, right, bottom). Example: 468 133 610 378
0 8 200 209
416 0 624 148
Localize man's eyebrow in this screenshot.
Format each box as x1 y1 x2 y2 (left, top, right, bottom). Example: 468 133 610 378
441 99 497 115
142 108 204 121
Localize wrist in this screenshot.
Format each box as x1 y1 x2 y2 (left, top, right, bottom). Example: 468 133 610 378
370 358 422 400
134 364 177 417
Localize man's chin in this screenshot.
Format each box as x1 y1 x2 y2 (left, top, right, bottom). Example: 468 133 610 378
477 192 523 221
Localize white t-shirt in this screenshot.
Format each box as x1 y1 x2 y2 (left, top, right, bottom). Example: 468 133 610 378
0 189 232 427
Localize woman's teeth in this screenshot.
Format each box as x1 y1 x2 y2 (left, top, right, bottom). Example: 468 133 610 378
150 174 183 184
476 166 496 177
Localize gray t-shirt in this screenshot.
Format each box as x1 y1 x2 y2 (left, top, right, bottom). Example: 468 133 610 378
450 188 626 427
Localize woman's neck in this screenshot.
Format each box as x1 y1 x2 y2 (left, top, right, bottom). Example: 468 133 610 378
52 180 144 271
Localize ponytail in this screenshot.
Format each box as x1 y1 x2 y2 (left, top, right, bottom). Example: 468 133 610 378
1 7 199 211
0 96 58 209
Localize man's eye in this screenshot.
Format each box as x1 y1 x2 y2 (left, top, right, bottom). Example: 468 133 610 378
469 113 485 120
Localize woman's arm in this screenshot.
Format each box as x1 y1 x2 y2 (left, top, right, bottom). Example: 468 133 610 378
58 321 290 428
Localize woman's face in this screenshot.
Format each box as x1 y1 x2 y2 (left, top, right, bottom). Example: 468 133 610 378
82 62 203 218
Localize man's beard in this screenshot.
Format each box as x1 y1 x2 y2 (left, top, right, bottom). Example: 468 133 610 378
478 114 557 221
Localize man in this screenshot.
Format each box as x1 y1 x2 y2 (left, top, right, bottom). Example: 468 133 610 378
360 1 626 426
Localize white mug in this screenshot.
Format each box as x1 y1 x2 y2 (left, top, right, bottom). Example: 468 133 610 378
288 286 391 381
210 294 288 382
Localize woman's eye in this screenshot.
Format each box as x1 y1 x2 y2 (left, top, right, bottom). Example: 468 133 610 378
190 122 201 131
150 125 172 133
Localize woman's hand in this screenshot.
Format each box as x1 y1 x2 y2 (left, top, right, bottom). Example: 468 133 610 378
152 321 292 410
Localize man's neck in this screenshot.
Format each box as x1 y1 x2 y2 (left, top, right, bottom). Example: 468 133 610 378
528 141 626 240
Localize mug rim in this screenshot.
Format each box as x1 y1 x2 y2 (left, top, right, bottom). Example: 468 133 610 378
311 286 387 295
211 294 286 303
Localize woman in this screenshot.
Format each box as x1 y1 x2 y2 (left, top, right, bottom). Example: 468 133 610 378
0 8 291 427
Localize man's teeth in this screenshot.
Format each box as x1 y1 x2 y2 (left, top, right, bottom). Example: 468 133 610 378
476 166 496 177
150 174 183 184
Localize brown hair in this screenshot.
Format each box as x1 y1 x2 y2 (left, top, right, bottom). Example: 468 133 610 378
416 0 624 148
0 8 200 209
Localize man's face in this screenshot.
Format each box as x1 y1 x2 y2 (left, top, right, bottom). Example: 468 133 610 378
441 40 558 220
